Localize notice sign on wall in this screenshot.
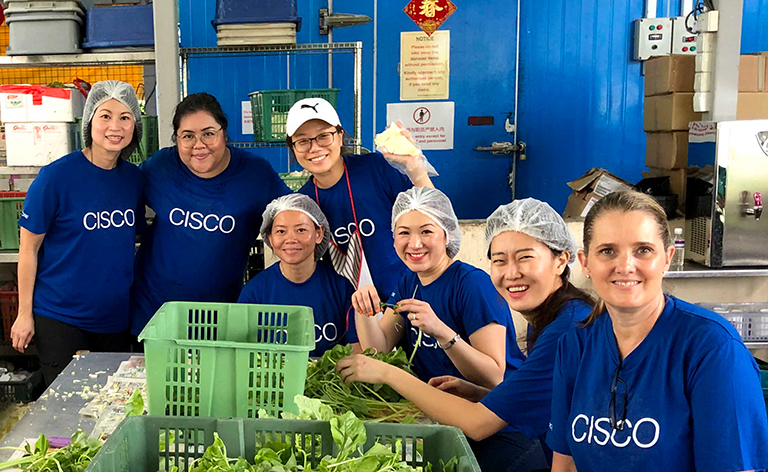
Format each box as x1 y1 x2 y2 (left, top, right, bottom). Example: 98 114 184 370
386 101 454 150
400 30 450 101
241 101 253 135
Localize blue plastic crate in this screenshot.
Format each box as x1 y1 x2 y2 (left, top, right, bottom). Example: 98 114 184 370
82 4 154 48
212 0 301 31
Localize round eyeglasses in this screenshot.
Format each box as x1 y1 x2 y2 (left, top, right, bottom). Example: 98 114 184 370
291 130 339 153
176 128 223 149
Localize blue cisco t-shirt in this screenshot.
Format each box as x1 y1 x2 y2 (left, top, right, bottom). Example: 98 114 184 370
481 299 592 441
546 295 768 471
130 146 290 335
298 153 411 298
19 150 143 332
391 260 525 382
238 260 358 357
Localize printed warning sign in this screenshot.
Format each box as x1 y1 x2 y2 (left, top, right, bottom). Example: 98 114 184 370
400 31 450 101
386 101 454 150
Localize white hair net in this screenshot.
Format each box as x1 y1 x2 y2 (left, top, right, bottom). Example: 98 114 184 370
485 198 577 263
82 80 142 160
260 193 331 260
391 187 461 258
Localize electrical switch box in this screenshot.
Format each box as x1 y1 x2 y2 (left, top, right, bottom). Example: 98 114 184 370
672 16 698 55
634 18 673 61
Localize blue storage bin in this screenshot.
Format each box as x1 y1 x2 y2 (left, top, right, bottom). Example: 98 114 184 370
82 4 154 48
212 0 301 32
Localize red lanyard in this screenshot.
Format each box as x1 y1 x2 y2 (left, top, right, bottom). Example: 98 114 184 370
313 161 361 231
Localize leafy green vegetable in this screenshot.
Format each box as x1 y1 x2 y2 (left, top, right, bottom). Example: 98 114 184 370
0 430 102 472
125 389 145 418
303 345 423 423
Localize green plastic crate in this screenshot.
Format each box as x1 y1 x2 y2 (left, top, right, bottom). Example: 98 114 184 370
0 192 25 251
75 115 159 165
279 172 311 192
138 302 315 419
248 89 340 142
87 416 481 472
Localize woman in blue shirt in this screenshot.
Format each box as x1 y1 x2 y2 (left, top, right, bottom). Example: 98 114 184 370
350 187 524 391
238 193 359 357
547 191 768 472
337 198 593 471
11 81 143 384
288 98 435 310
130 93 290 337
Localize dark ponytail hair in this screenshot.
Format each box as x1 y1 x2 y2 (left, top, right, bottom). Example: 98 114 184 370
579 190 671 327
524 249 594 351
171 93 228 143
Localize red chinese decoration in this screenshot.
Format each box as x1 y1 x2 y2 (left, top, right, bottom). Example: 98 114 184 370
403 0 457 36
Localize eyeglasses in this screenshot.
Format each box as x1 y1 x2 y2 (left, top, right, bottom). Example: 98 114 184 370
291 130 339 152
609 359 628 431
176 128 223 149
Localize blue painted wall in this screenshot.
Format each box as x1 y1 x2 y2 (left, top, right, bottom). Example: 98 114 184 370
178 0 768 215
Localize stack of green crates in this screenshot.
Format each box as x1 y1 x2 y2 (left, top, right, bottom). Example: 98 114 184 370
249 89 340 142
138 302 315 419
0 192 25 251
87 416 482 472
74 115 159 165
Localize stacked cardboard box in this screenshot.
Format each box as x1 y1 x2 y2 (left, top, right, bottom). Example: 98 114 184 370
737 52 768 120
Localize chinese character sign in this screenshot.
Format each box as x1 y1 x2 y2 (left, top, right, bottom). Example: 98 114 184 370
403 0 457 36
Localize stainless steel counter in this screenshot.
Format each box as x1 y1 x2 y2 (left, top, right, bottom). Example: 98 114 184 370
665 261 768 278
0 352 130 461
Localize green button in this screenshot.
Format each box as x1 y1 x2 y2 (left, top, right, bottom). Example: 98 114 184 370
691 46 696 51
650 25 656 30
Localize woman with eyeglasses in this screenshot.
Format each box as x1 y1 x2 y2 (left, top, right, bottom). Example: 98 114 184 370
129 93 291 338
548 191 768 472
11 81 143 385
287 98 435 309
336 198 593 471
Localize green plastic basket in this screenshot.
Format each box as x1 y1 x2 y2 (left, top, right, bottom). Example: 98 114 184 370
75 115 159 165
138 302 315 418
248 89 340 142
279 172 311 192
87 416 481 472
0 192 25 251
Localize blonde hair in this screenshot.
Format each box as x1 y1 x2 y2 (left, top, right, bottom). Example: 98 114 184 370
580 191 671 326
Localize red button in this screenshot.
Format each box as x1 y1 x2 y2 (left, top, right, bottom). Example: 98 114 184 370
683 47 689 52
657 25 663 30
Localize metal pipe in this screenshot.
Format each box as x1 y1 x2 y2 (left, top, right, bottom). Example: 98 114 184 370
646 0 658 18
511 0 522 200
372 0 378 149
354 41 363 154
328 0 333 87
153 0 181 148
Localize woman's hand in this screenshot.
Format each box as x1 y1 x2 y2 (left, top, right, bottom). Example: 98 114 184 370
11 314 34 354
336 354 392 385
396 298 452 341
428 375 490 402
351 284 381 316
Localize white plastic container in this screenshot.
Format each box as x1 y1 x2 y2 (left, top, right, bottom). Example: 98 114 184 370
0 86 84 123
5 122 77 166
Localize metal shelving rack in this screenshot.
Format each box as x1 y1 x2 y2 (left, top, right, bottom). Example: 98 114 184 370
179 42 363 154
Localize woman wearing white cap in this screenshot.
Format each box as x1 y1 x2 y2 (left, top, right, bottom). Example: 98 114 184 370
129 93 291 339
287 98 435 312
238 193 360 357
349 187 524 393
337 198 594 471
11 80 143 384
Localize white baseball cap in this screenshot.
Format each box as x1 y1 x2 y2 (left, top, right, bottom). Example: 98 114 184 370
285 97 341 137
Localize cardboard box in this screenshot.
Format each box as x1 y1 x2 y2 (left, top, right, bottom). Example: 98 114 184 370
643 167 687 210
646 132 688 169
562 168 634 219
739 55 762 93
5 122 76 166
644 55 695 97
737 93 768 120
644 93 702 131
0 85 83 123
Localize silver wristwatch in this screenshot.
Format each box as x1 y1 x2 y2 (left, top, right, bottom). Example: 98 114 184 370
438 333 461 350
